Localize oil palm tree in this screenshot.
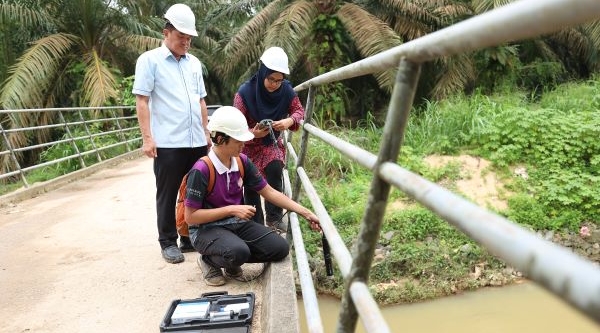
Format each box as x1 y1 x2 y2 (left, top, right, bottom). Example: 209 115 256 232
362 0 474 99
208 0 402 122
472 0 600 91
186 0 253 104
0 0 158 176
0 0 159 109
213 0 476 122
219 0 401 87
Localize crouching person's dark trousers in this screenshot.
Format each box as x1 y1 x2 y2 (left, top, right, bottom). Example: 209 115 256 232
190 220 289 270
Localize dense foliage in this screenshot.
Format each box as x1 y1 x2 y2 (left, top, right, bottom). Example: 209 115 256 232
472 84 600 226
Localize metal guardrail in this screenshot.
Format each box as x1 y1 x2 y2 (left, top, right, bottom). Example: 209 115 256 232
0 104 227 189
0 106 140 186
287 0 600 332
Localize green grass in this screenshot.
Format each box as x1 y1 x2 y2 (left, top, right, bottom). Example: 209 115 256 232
299 78 600 304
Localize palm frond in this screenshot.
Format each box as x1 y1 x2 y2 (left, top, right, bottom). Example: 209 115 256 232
0 1 50 27
118 13 163 37
551 28 596 68
532 39 559 61
542 25 600 77
431 53 476 99
193 35 221 61
44 64 71 107
221 0 288 79
377 0 441 38
82 50 118 107
265 0 318 67
583 20 600 71
338 3 402 92
433 3 473 25
187 0 229 15
0 33 78 109
144 16 167 33
376 0 472 38
121 34 162 54
583 20 600 47
199 0 256 30
472 0 514 14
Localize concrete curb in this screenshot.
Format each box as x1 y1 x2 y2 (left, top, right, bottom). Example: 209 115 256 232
261 254 300 333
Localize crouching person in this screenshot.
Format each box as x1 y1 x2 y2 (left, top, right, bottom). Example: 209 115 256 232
184 106 321 286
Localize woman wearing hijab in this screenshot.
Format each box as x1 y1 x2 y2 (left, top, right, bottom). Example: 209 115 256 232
233 46 305 231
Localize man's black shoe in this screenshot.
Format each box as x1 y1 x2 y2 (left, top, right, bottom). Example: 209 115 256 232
179 236 195 253
162 245 184 264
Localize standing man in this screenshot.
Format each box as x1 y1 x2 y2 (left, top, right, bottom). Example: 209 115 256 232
133 3 210 264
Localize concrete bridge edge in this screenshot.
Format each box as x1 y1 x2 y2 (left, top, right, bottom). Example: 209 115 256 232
262 254 300 333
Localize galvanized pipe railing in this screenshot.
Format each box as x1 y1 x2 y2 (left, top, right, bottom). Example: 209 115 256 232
287 0 600 331
377 161 600 322
300 123 376 169
293 158 390 332
348 282 390 333
283 169 325 333
295 96 600 326
292 86 316 202
0 106 138 184
0 122 28 185
337 59 421 332
295 164 354 276
107 108 132 152
290 141 391 332
57 110 87 167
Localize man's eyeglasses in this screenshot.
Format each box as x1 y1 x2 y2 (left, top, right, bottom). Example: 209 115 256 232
266 76 284 85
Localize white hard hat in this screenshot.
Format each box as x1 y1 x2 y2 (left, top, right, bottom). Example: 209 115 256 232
207 106 254 142
164 4 198 36
259 46 290 75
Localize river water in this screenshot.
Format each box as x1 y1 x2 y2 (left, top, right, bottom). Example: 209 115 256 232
299 282 599 332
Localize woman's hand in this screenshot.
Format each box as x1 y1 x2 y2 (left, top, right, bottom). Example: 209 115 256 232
272 118 294 131
252 124 269 138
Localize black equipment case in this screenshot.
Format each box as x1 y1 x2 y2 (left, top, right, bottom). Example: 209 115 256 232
160 291 255 333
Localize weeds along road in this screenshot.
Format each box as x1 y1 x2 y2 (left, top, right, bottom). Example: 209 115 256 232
0 157 263 333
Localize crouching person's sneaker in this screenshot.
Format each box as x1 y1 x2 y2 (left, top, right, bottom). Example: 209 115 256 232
161 245 184 264
225 266 243 278
197 256 226 286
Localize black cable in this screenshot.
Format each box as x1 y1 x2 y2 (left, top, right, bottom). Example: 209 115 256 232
267 123 277 148
322 234 334 276
244 229 276 243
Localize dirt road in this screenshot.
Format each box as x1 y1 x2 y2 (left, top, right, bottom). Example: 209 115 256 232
0 157 263 332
